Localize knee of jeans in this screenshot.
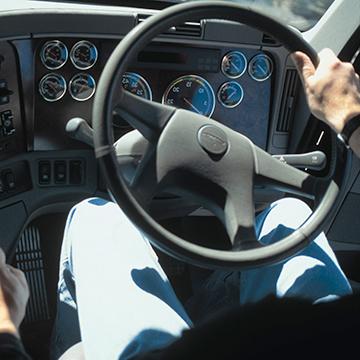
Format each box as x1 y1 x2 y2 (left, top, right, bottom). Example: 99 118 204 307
68 197 148 248
67 197 110 225
270 197 311 227
258 198 312 243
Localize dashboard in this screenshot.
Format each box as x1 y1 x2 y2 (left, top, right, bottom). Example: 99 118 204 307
0 3 301 254
31 37 273 151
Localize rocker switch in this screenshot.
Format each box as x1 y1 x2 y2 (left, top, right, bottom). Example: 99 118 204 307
39 161 51 185
54 161 66 184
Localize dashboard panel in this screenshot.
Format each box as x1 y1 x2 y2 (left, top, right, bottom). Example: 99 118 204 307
0 2 307 254
32 37 273 151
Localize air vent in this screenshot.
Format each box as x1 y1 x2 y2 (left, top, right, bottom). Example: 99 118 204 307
262 33 279 45
277 69 299 132
138 14 202 37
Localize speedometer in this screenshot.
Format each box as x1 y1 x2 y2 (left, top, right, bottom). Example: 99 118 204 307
162 75 215 117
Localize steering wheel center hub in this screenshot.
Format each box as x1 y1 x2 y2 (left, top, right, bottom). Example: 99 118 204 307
197 125 229 156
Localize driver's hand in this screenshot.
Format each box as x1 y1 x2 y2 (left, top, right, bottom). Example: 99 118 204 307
0 248 29 338
293 48 360 133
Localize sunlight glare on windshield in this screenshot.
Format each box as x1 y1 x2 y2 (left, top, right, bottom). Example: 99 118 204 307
188 0 336 30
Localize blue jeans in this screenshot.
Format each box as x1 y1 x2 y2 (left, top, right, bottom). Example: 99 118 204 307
52 197 352 360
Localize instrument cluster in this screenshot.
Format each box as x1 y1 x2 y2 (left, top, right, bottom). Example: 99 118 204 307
39 40 97 102
38 39 273 117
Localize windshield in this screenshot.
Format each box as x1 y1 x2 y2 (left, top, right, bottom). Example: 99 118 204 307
180 0 336 30
38 0 336 31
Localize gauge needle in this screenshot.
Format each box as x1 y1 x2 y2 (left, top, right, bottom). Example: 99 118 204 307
228 89 237 100
184 97 201 114
231 62 240 72
258 64 267 75
77 82 88 92
48 81 59 91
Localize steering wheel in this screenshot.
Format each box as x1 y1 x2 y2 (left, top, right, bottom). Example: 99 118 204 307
92 1 347 269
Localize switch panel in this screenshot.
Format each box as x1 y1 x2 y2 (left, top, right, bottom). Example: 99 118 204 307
38 159 84 186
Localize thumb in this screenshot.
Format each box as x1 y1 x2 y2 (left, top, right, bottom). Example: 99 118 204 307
0 249 6 267
292 51 316 84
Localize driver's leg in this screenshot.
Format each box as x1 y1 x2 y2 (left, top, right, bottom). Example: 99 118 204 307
239 197 352 305
52 198 191 360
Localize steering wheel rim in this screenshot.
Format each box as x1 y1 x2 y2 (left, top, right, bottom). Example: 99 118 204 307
93 1 347 270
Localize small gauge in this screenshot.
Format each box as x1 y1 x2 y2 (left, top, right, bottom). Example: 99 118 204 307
121 72 152 101
39 73 66 102
70 41 98 70
218 81 244 108
40 40 68 70
162 75 215 117
221 51 247 79
248 54 273 82
69 73 96 101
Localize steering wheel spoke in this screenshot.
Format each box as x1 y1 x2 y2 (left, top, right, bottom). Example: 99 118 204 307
114 90 175 143
223 184 258 250
128 146 160 208
254 146 323 199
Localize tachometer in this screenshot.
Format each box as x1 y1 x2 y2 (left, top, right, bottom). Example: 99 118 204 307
40 40 68 70
69 73 96 101
70 41 98 70
39 73 67 102
248 54 273 82
121 72 152 100
162 75 215 117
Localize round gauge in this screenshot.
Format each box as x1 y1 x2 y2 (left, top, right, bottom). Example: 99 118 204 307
69 73 96 101
70 41 98 70
248 54 273 82
218 81 244 108
39 73 66 102
162 75 215 117
40 40 68 70
221 51 247 79
121 72 152 101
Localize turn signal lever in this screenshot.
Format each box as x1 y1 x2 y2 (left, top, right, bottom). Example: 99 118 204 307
272 151 326 171
65 117 94 147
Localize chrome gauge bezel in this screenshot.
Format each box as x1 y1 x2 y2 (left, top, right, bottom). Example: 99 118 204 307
39 73 67 102
69 73 96 102
70 40 98 70
162 74 216 118
40 40 68 70
221 51 247 79
248 54 273 82
217 81 244 108
121 72 153 101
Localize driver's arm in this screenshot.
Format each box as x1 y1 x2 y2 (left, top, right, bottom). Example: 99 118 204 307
293 49 360 157
0 249 31 359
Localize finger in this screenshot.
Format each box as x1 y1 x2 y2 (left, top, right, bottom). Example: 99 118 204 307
292 51 316 84
8 266 28 286
0 248 6 267
318 48 339 69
